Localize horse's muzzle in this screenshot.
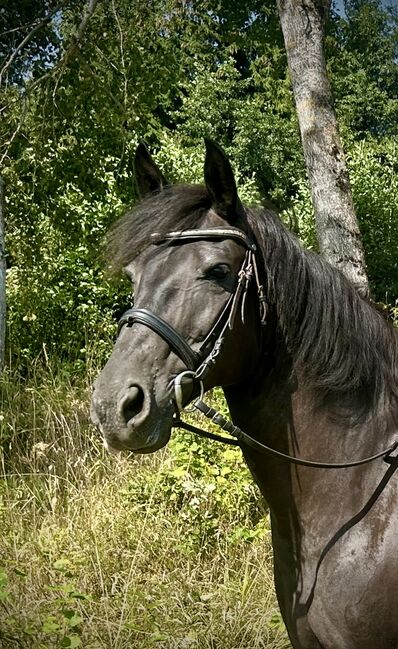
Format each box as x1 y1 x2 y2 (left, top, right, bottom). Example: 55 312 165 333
91 380 173 454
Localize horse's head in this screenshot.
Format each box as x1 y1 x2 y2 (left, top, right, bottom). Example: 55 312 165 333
91 140 264 453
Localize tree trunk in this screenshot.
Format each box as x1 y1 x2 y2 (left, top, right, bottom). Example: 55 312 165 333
276 0 369 296
0 176 6 368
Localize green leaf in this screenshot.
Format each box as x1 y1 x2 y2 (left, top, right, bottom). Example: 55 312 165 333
62 609 84 628
53 559 73 573
42 616 61 634
60 635 82 648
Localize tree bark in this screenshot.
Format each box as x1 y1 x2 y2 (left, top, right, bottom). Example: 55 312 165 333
0 176 6 369
277 0 369 296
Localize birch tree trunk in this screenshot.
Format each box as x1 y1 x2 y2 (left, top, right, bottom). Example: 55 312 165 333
276 0 369 296
0 176 6 368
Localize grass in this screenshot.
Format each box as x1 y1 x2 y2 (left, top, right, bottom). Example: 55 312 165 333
0 361 290 649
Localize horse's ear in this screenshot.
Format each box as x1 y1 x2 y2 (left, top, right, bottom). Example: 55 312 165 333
204 138 242 221
134 142 168 198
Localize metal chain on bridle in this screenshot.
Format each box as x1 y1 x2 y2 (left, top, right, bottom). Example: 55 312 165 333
118 227 398 469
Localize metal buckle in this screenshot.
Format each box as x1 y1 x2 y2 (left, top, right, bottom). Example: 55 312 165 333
173 370 204 413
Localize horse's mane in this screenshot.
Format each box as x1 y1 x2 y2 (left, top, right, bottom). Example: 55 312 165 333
246 207 398 410
108 184 398 409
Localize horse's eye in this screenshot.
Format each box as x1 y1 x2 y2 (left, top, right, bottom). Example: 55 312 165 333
206 264 230 281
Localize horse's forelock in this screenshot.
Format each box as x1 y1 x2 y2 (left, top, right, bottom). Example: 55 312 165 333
106 184 212 273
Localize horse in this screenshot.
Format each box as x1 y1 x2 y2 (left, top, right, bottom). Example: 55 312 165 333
91 139 398 649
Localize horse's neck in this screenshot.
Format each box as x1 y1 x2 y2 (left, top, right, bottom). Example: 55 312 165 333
225 362 397 632
223 286 398 644
224 349 395 537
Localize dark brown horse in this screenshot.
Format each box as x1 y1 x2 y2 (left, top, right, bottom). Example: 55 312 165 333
91 140 398 649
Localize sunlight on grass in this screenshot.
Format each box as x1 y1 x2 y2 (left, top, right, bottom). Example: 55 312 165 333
0 364 291 648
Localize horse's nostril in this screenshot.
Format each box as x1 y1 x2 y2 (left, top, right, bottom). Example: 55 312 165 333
118 385 145 425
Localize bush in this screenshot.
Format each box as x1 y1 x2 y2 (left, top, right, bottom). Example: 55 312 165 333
5 141 133 364
280 137 398 306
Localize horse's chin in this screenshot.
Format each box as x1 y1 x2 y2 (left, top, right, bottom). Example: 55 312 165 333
99 413 173 456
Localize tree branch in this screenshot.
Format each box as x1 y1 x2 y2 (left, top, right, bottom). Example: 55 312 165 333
75 50 125 114
0 3 65 87
26 0 99 95
62 0 99 65
1 0 99 125
0 95 27 167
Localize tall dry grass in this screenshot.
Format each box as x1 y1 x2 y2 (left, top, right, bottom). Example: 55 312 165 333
0 362 290 648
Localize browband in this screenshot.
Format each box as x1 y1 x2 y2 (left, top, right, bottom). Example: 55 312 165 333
150 228 257 252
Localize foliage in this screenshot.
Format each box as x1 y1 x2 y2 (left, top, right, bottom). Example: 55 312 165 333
280 135 398 307
3 139 131 362
348 138 398 304
328 0 398 138
1 0 397 365
0 0 63 85
0 363 289 648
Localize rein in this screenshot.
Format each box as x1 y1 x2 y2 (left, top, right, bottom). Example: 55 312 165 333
175 401 398 468
118 227 398 469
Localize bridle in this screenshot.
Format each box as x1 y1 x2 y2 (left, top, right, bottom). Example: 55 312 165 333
118 228 265 370
118 227 266 399
118 227 398 469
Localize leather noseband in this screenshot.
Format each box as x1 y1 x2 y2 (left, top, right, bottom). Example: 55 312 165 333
118 308 200 370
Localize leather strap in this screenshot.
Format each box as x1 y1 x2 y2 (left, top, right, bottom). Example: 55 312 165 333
177 401 398 469
118 308 200 370
151 228 257 251
117 229 258 374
